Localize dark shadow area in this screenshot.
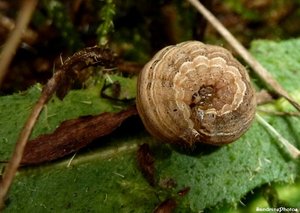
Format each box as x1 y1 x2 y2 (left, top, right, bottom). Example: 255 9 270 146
170 141 221 157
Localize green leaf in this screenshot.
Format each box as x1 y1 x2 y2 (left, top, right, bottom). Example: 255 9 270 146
1 39 300 212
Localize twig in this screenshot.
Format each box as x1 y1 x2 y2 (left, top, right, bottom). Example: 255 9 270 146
256 113 300 159
186 0 300 112
0 0 38 86
0 73 60 210
0 47 116 209
257 109 300 117
67 153 77 168
0 14 38 44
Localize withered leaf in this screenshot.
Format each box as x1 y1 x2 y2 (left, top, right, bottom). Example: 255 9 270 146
56 47 116 100
117 60 143 75
21 107 138 165
137 143 156 186
153 198 177 213
177 187 190 197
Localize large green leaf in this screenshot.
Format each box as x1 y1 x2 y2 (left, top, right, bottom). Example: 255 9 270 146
1 39 300 212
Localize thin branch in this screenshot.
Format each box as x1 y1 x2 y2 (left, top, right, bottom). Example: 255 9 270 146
257 109 300 117
0 47 116 209
186 0 300 112
0 0 38 86
0 14 38 44
256 113 300 159
0 73 60 210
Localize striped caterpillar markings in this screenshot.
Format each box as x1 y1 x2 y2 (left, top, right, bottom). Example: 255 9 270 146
137 41 256 147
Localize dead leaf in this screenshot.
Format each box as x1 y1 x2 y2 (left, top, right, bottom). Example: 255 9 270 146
137 143 156 186
153 198 177 213
21 107 138 165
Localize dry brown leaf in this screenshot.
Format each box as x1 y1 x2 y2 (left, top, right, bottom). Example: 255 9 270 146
21 107 138 165
137 143 156 186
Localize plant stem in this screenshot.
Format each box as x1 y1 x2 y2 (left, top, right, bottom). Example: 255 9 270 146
256 113 300 159
0 73 61 210
0 0 38 86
